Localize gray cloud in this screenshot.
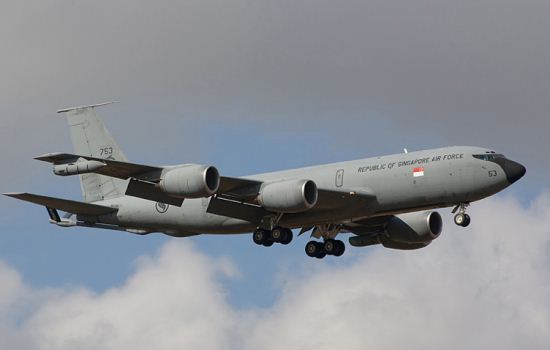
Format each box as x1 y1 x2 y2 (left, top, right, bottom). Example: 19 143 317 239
1 1 547 186
0 193 549 349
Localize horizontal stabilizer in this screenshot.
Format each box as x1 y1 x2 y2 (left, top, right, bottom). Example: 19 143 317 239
3 192 117 216
56 101 118 114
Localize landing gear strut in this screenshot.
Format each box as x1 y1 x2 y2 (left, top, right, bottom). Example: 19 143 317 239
253 227 293 247
453 203 471 227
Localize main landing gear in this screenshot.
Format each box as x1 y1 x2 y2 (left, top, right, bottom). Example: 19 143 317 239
253 227 293 247
453 203 471 227
253 223 346 259
305 239 345 259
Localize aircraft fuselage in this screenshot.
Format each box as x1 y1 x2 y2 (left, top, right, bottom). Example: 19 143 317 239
96 145 524 237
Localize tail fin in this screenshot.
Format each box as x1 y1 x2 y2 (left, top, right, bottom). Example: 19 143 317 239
57 102 128 202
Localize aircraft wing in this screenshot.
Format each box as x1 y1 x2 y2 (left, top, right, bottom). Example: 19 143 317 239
4 192 117 216
34 153 377 215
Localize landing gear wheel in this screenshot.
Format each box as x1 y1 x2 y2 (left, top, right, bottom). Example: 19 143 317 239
454 213 465 226
324 239 336 255
462 214 471 227
271 227 284 242
253 229 274 246
280 229 293 245
269 227 293 244
454 213 471 227
305 241 324 258
333 240 345 257
315 249 327 259
253 229 267 245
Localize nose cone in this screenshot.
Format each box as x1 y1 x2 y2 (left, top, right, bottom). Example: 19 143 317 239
503 159 526 184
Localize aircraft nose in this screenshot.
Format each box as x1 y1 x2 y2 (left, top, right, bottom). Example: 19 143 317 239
503 159 526 184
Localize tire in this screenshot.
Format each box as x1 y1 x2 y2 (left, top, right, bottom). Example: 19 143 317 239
462 214 471 227
280 229 293 245
315 249 327 259
454 213 465 226
333 240 345 257
324 239 336 255
271 227 283 242
263 239 274 247
305 241 321 257
253 229 266 245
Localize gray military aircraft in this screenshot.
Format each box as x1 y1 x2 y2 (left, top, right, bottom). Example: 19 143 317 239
5 103 526 258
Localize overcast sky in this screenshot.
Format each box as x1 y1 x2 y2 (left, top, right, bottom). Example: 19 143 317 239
0 1 549 348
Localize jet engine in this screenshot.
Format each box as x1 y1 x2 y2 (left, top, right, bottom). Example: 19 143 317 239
159 165 220 198
258 179 318 213
53 160 106 176
385 211 443 245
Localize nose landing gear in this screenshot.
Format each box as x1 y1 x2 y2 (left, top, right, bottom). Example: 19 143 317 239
452 203 471 227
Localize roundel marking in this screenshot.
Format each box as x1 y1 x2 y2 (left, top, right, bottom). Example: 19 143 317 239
155 202 169 213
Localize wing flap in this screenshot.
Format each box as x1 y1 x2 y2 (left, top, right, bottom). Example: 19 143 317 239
125 179 184 206
4 192 117 216
207 196 267 222
218 177 262 200
316 187 377 209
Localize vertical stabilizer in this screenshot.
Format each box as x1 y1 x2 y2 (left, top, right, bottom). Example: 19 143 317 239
57 102 128 202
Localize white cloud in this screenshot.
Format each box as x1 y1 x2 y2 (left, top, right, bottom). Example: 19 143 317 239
1 194 549 349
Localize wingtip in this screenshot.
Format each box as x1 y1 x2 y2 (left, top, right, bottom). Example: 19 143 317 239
34 152 63 161
3 192 25 198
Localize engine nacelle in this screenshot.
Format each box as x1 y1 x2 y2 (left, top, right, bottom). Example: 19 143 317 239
159 165 220 198
258 179 318 213
53 160 106 176
385 211 443 244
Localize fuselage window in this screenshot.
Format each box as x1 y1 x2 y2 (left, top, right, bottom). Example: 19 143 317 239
473 154 505 161
473 154 489 161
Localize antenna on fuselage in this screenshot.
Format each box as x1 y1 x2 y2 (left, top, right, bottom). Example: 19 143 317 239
403 148 408 154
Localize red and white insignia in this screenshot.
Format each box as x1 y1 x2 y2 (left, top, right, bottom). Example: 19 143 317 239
413 167 425 177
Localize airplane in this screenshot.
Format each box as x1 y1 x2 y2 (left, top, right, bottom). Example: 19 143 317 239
4 102 526 259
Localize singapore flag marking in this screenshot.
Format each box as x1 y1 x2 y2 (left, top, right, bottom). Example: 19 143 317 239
413 167 425 177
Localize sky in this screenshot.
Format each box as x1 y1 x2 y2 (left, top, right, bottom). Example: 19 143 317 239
0 0 549 348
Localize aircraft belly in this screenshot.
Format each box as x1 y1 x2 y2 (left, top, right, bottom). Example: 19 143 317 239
100 196 252 234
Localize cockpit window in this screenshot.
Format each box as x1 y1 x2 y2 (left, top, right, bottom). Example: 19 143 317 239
473 154 505 161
